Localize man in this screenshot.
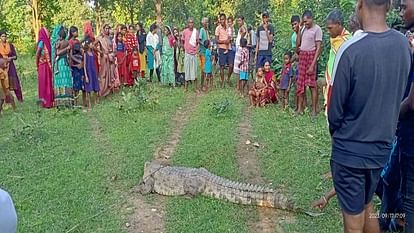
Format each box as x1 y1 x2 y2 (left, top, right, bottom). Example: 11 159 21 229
199 17 209 90
296 10 322 117
0 188 17 233
399 0 414 231
215 13 231 88
324 10 351 114
227 16 236 85
291 15 300 50
181 17 199 92
255 12 274 69
328 0 411 232
233 16 247 91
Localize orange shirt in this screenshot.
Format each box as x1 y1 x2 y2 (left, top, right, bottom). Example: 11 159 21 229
215 25 229 50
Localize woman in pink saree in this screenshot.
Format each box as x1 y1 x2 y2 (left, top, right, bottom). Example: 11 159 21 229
36 28 54 108
96 24 117 97
263 61 278 104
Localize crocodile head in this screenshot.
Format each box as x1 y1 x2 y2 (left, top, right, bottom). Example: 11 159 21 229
136 161 164 194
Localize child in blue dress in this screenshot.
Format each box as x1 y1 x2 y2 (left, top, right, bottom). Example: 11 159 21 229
204 40 213 92
83 39 100 111
279 51 294 109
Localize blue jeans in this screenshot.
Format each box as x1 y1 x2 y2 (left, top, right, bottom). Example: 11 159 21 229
256 55 272 68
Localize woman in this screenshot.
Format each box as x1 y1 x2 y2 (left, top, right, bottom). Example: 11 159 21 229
52 25 73 107
0 31 23 104
263 61 277 104
233 16 247 91
36 28 54 108
115 32 128 86
146 23 161 82
161 26 176 86
96 24 117 97
136 22 147 79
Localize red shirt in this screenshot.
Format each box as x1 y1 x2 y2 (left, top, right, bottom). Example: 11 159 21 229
125 33 138 53
129 54 140 71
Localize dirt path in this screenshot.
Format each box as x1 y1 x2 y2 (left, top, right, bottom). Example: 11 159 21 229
127 92 202 233
236 107 293 233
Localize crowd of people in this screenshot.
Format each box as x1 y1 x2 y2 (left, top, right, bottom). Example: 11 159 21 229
2 0 414 232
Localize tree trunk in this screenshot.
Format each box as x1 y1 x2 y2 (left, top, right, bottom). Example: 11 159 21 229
95 2 102 35
31 0 41 42
155 0 162 24
129 8 134 25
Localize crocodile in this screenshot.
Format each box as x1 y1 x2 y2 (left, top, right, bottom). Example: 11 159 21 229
136 161 295 211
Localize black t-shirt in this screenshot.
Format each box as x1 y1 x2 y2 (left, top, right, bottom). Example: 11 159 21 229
256 24 274 56
328 30 412 168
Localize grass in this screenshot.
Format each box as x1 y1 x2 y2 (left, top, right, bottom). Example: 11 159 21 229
1 55 344 232
165 89 251 233
0 56 186 232
251 106 343 233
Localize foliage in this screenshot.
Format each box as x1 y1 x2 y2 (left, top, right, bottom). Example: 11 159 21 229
210 98 232 116
116 80 160 113
11 112 46 145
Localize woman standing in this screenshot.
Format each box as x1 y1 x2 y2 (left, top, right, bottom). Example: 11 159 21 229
146 23 161 82
96 24 117 97
233 16 247 90
36 28 54 108
161 26 176 86
0 31 23 104
136 22 147 79
52 25 73 107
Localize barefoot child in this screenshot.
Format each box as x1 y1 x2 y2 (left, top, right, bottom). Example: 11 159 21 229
280 52 294 109
248 68 267 106
0 58 16 114
129 47 141 82
204 40 213 92
83 39 100 110
238 38 249 97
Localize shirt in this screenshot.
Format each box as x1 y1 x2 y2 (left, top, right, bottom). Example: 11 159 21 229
181 28 199 55
291 32 297 49
125 33 138 52
204 49 212 73
239 47 249 72
146 32 159 50
215 25 229 50
256 24 274 56
250 30 257 47
328 30 411 169
199 27 209 55
130 54 140 71
398 57 414 155
300 25 323 51
0 188 17 233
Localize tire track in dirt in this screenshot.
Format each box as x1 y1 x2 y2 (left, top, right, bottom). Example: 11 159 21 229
127 92 203 233
236 107 294 233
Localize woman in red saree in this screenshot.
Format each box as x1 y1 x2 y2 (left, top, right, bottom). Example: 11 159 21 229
36 28 54 108
96 24 117 97
263 61 278 104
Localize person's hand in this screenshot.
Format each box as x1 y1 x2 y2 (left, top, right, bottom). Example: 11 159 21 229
307 64 315 75
85 76 89 83
312 196 328 210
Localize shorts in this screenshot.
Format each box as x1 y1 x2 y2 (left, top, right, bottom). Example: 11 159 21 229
331 160 382 215
256 55 272 68
228 49 235 65
199 55 206 70
218 48 230 66
240 71 248 81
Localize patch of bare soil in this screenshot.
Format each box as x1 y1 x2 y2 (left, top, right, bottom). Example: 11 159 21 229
236 107 295 233
126 92 202 233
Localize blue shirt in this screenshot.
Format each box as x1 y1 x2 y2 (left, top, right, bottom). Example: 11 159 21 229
204 49 212 73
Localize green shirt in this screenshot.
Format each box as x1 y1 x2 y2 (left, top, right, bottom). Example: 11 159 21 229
199 27 208 55
291 32 297 49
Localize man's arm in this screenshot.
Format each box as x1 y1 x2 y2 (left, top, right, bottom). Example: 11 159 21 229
311 41 322 68
296 27 302 54
400 83 414 119
328 53 351 136
266 24 274 43
255 28 260 61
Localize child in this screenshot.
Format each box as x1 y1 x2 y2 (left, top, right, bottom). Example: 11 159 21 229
69 28 86 107
238 38 249 97
204 40 213 92
130 46 141 82
248 68 267 107
0 58 16 114
279 52 294 109
115 32 128 86
83 39 100 111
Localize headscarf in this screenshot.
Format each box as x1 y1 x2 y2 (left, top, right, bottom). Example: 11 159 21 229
83 21 95 41
165 26 174 48
37 27 51 58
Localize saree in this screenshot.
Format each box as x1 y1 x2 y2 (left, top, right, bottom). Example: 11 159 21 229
264 70 277 104
161 34 175 85
97 26 117 97
36 28 54 108
325 29 351 112
0 42 23 102
137 32 147 72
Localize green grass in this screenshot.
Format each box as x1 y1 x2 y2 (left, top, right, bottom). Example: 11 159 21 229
251 107 342 233
0 56 186 232
166 89 251 233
